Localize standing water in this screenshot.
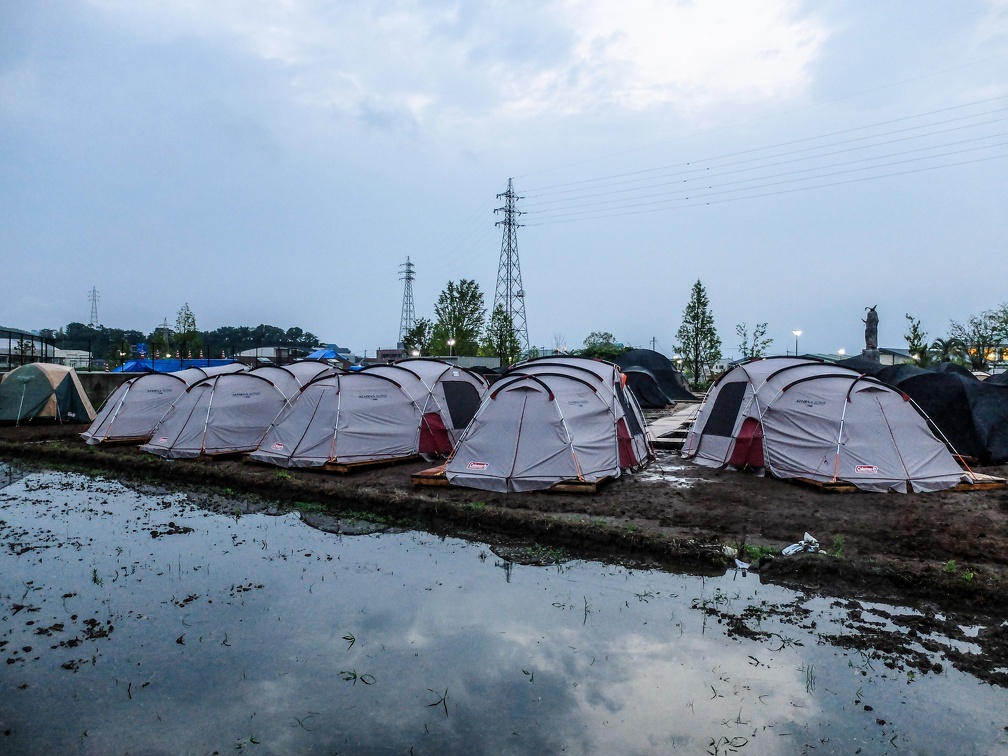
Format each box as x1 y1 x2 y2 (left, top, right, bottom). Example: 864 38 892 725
0 464 1005 753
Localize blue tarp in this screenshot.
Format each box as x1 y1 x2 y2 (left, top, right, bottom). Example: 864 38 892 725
113 359 238 373
307 349 341 360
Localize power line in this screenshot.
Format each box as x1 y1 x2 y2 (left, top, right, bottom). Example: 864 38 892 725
527 151 1006 226
515 58 1008 181
524 134 1008 221
522 106 1008 204
511 97 1007 225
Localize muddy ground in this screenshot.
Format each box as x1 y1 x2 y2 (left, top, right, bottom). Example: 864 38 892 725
3 421 1008 685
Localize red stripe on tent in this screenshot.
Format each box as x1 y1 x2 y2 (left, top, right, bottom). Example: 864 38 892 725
419 411 452 456
616 417 638 468
728 417 764 469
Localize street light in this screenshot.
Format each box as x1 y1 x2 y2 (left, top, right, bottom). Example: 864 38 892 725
411 349 420 357
838 348 846 356
792 330 802 356
447 337 455 357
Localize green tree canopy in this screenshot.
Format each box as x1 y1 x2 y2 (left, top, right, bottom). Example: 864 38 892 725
431 279 486 357
949 310 1000 370
903 314 932 366
579 331 627 361
735 322 773 360
675 280 722 388
482 305 522 366
930 336 964 364
402 317 434 356
174 303 200 358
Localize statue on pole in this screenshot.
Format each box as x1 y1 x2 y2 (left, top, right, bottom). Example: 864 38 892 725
862 305 880 362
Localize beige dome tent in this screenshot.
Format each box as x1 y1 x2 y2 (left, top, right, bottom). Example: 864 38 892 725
249 372 423 468
171 361 248 386
250 363 335 401
362 359 488 456
141 372 290 459
83 363 258 446
0 363 95 425
506 356 652 469
444 364 653 493
82 372 188 445
682 357 971 493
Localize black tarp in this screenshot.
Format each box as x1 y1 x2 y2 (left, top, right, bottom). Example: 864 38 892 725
835 355 886 376
466 366 503 384
615 349 696 407
875 363 928 386
986 371 1008 386
930 361 978 379
897 372 1008 464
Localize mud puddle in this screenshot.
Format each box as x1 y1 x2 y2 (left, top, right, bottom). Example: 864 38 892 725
1 468 1006 753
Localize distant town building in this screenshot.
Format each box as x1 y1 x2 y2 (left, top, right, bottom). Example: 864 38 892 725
235 345 309 367
55 349 93 369
0 326 57 369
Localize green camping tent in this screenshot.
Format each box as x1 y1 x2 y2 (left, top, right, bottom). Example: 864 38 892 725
0 363 96 424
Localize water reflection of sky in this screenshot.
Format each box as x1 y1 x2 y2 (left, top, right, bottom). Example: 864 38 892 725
0 466 1005 754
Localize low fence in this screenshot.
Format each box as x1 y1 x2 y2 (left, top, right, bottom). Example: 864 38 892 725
77 373 135 410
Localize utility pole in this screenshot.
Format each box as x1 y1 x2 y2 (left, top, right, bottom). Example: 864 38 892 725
398 257 416 346
88 287 100 328
493 178 529 355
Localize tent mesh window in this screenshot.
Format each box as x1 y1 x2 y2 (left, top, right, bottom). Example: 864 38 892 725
615 386 644 436
441 381 482 429
703 381 748 437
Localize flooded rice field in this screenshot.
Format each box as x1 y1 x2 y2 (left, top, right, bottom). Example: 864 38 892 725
1 462 1006 754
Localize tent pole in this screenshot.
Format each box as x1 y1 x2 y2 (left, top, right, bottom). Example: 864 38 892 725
553 395 584 481
905 394 976 477
328 379 343 462
832 379 858 482
16 384 27 428
200 377 217 456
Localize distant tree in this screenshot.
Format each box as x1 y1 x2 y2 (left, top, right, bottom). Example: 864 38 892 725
949 310 999 370
735 322 773 360
993 301 1008 344
482 305 522 366
284 326 318 346
675 280 722 388
57 322 143 359
431 279 486 356
580 331 626 361
583 331 615 348
930 336 964 364
13 337 36 363
903 314 932 367
174 303 200 359
147 328 169 357
402 318 434 356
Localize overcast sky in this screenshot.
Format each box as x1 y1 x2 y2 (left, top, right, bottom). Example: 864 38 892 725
2 1 1006 359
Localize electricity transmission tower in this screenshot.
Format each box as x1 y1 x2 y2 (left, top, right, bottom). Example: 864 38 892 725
493 178 529 355
88 287 100 327
398 257 416 346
